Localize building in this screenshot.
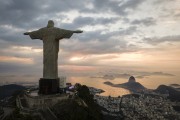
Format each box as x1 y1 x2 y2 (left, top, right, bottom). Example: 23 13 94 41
59 76 66 88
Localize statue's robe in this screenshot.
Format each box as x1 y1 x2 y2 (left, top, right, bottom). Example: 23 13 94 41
28 27 73 79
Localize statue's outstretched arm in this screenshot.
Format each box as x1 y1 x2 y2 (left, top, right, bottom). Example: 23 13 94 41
24 32 30 35
23 29 43 40
73 30 83 33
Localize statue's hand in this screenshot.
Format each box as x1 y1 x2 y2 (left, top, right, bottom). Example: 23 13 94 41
74 30 83 33
24 32 30 35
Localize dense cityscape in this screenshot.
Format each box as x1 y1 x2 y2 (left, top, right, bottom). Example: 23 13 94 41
94 92 180 120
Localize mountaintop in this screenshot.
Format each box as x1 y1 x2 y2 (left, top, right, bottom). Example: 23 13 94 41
0 84 26 100
154 85 180 101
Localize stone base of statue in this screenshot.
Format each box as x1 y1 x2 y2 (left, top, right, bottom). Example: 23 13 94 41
39 78 59 94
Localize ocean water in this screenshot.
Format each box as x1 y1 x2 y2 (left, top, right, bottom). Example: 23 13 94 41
0 74 179 97
68 77 130 97
67 75 180 97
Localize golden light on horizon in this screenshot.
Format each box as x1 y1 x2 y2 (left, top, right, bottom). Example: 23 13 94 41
59 65 96 71
11 46 42 53
69 56 84 61
12 46 32 50
0 56 34 64
119 53 143 61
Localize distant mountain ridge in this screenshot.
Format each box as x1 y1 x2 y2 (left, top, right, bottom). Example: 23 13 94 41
0 84 25 100
154 85 180 101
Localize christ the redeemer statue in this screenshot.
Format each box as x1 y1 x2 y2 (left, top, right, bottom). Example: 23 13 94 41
24 20 83 94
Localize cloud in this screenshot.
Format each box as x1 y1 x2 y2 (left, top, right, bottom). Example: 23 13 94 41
61 38 130 55
144 35 180 45
131 17 156 26
0 0 42 28
0 62 37 74
73 16 119 27
0 0 89 28
60 16 119 31
0 0 141 52
0 74 39 85
0 56 33 64
153 0 177 4
0 0 179 83
92 0 144 15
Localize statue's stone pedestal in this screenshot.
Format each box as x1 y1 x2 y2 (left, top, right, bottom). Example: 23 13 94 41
39 78 59 94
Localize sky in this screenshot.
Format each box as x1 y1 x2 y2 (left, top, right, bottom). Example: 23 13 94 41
0 0 180 85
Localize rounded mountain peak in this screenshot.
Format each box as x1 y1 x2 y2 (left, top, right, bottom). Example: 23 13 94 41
128 76 136 83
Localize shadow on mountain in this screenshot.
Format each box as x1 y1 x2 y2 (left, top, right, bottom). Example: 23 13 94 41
104 76 146 92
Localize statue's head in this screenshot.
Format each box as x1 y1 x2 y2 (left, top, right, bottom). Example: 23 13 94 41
47 20 54 28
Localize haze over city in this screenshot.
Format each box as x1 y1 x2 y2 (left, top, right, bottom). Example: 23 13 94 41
0 0 180 89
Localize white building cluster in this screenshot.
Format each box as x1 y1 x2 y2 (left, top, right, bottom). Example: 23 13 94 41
59 76 66 88
94 95 121 113
93 93 180 119
121 94 180 119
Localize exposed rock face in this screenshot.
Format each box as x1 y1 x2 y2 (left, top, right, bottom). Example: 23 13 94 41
128 76 136 83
